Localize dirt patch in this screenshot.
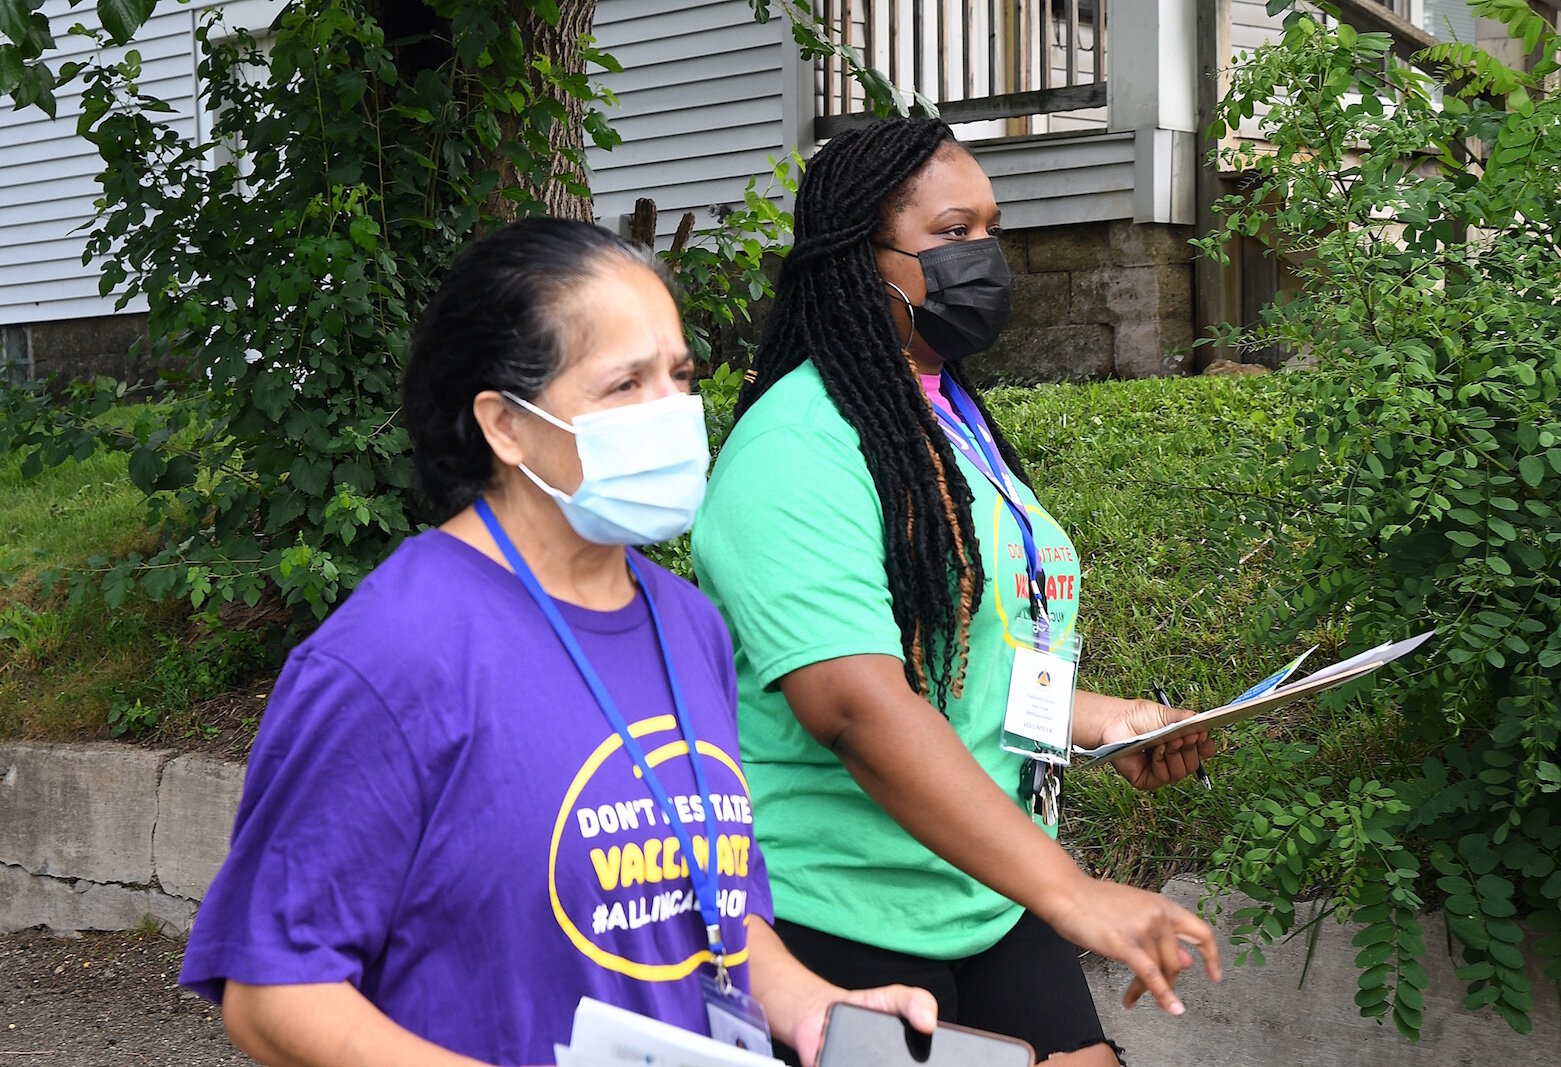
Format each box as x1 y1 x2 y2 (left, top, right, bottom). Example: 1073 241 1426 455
0 928 252 1066
149 681 270 761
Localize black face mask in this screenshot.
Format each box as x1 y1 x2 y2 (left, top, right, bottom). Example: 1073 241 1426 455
882 237 1013 360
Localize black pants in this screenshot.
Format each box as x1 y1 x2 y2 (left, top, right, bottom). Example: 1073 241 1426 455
773 912 1116 1064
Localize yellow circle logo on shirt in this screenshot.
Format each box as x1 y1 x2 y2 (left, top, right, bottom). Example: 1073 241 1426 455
547 715 753 981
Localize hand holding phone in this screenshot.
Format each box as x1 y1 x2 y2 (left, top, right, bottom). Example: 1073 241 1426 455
815 1003 1033 1067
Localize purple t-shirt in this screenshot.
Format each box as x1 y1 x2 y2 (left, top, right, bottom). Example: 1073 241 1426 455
181 531 772 1066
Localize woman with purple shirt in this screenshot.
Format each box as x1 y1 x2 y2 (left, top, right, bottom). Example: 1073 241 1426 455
180 219 933 1067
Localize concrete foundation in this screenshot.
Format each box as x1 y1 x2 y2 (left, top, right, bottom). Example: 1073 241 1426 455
973 219 1196 384
24 313 154 384
153 755 248 902
0 743 243 935
0 743 167 885
0 862 196 936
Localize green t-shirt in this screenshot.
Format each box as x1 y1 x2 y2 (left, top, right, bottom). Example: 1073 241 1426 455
691 362 1082 959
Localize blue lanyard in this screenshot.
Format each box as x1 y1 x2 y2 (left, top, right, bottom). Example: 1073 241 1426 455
474 498 729 961
931 377 1049 626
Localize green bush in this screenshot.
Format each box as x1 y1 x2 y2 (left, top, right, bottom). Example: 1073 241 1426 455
4 1 579 617
106 627 271 738
1198 0 1561 1039
0 1 793 630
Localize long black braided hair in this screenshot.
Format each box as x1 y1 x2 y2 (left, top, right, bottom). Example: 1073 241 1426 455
736 118 1036 710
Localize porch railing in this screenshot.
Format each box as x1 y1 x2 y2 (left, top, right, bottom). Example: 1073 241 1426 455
816 0 1107 137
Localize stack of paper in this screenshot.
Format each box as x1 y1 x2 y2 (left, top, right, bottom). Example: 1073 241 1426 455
554 998 783 1067
1071 630 1437 770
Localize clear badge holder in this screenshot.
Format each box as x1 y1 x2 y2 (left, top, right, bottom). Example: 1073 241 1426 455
1002 630 1078 826
699 970 772 1055
1000 630 1081 763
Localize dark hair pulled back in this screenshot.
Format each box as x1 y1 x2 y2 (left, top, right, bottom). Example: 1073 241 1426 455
737 118 1032 709
402 217 662 517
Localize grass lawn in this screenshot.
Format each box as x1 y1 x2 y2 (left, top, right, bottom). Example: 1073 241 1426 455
0 370 1420 888
0 435 274 748
0 447 179 738
993 375 1425 884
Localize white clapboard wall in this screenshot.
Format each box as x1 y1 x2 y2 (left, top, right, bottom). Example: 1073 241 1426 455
1232 0 1474 58
588 0 1147 239
586 0 801 244
0 0 281 328
12 0 1418 326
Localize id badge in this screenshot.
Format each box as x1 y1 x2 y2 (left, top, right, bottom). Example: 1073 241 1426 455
700 970 773 1055
1000 631 1080 762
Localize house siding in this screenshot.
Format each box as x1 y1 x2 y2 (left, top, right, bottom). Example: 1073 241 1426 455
0 1 282 329
971 131 1138 229
1231 0 1286 55
588 2 1139 237
588 0 795 241
0 1 204 326
1232 0 1470 55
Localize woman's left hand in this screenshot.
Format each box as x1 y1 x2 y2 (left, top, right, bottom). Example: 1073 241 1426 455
1100 698 1215 791
788 984 939 1067
746 916 938 1067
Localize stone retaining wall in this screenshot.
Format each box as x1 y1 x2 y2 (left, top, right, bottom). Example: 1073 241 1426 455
1 742 1556 1061
974 219 1198 384
0 742 244 935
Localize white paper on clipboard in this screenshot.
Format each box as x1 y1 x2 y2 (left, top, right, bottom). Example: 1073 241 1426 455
563 997 784 1067
1072 630 1436 770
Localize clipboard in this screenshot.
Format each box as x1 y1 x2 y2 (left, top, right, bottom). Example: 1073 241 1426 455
1072 630 1437 770
558 997 783 1067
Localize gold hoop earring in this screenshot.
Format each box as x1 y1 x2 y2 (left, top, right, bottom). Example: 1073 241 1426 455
883 280 918 358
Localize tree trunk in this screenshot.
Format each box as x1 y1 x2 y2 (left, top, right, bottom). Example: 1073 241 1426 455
374 1 601 224
491 0 598 223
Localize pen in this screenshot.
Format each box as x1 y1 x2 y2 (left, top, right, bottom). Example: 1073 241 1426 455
1151 680 1212 791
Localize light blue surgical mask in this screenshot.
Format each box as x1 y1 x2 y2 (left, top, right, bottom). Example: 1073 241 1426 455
503 390 709 546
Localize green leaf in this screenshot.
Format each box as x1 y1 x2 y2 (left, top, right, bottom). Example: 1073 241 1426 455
126 446 166 494
1355 942 1394 969
1444 895 1479 917
1465 986 1500 1011
1488 941 1525 969
1358 963 1392 990
1496 1004 1533 1035
97 0 156 46
1449 914 1490 950
1476 873 1514 900
1455 961 1494 982
288 456 330 498
348 215 380 249
13 58 55 118
155 454 196 492
1353 922 1394 948
0 44 22 93
1393 989 1424 1038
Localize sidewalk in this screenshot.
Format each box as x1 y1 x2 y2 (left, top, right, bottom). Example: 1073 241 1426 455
1087 876 1557 1067
0 928 249 1066
2 878 1554 1067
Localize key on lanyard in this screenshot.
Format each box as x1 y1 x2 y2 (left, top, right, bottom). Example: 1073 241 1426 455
1021 758 1063 826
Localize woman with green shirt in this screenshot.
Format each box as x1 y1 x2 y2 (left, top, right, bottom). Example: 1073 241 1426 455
691 118 1220 1065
